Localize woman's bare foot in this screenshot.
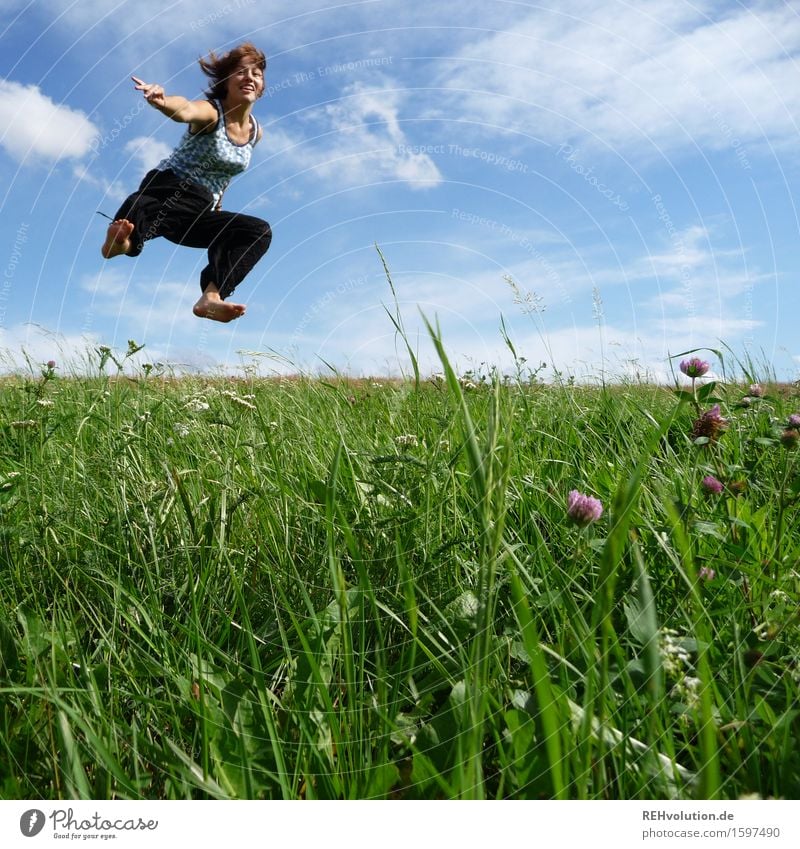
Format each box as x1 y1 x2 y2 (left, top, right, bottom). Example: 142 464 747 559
101 219 134 258
193 290 246 322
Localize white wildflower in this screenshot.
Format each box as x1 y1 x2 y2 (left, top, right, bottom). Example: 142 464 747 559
173 422 191 438
184 398 210 413
753 621 776 639
659 628 691 678
221 389 256 410
395 434 418 448
790 655 800 687
671 676 702 710
36 399 54 408
1 471 21 491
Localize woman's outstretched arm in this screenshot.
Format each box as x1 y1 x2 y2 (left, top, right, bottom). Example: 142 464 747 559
131 76 217 129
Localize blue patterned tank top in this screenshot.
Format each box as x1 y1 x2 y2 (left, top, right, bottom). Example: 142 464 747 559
156 100 259 207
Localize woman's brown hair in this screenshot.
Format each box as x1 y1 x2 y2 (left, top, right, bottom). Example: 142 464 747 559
199 42 267 101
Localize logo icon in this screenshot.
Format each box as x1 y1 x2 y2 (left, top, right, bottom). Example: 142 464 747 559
19 810 46 837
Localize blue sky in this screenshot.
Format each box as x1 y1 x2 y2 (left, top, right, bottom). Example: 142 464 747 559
1 0 799 380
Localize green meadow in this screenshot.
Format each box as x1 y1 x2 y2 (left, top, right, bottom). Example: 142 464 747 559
1 331 799 800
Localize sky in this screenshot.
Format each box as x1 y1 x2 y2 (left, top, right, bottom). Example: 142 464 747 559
1 0 799 381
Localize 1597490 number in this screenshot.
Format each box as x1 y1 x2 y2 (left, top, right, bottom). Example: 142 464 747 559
737 828 781 838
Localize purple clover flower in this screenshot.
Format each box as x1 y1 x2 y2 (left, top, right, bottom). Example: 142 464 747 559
680 357 710 379
698 566 716 582
748 383 764 398
567 490 603 527
788 414 800 428
701 475 724 495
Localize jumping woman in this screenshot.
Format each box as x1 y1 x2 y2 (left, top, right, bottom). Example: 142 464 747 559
101 42 271 322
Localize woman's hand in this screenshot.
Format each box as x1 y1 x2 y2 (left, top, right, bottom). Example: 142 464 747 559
131 76 166 108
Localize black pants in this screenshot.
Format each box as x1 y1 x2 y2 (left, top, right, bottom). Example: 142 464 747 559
113 169 271 300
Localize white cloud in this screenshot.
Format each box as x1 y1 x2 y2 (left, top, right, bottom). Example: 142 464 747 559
0 324 101 373
79 268 197 328
79 267 130 299
262 214 770 379
0 79 99 163
20 0 492 57
653 312 762 340
72 163 128 203
251 294 662 381
123 136 173 174
267 82 443 189
622 223 775 324
0 319 215 376
436 1 800 156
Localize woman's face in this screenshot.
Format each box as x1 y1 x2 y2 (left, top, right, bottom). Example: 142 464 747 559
227 60 264 103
